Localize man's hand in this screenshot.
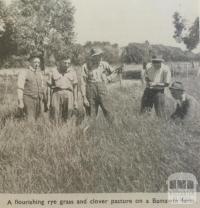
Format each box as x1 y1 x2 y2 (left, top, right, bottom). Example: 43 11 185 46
149 82 165 89
149 82 157 87
18 100 24 109
83 96 90 107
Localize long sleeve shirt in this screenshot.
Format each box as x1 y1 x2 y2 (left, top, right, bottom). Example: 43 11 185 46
80 61 114 97
171 94 200 123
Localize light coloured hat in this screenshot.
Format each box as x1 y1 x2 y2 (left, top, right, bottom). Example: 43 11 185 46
151 55 164 62
169 81 184 91
90 48 103 57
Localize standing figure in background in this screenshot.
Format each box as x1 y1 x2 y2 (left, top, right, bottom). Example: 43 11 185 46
80 48 115 124
17 54 45 121
141 40 153 85
140 55 171 117
142 40 153 70
48 57 78 123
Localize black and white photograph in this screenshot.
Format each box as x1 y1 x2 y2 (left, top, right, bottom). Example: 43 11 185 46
0 0 199 206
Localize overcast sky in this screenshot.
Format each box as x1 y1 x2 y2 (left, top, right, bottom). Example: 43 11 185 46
4 0 200 51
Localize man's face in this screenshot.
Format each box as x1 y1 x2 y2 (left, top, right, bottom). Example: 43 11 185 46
60 59 71 72
91 55 101 66
170 89 183 100
31 58 40 71
152 61 162 70
63 59 71 69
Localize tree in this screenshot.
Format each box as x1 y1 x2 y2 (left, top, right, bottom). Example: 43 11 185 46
9 0 75 66
0 1 6 37
173 12 199 51
0 1 16 65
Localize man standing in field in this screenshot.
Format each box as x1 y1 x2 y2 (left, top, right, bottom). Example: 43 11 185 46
48 57 78 123
140 55 171 117
17 53 45 121
170 81 200 123
80 48 115 124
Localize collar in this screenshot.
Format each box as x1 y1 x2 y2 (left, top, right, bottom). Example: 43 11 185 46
177 93 187 106
66 67 73 73
29 66 41 73
58 67 73 76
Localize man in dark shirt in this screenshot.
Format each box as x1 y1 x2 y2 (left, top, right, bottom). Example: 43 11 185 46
169 81 200 123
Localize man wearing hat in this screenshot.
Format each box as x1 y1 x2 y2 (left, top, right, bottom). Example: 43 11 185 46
80 48 115 123
48 56 78 123
170 81 200 123
17 53 45 120
140 55 171 117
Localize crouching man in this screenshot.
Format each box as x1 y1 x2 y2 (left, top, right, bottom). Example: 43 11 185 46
48 57 78 123
169 81 200 123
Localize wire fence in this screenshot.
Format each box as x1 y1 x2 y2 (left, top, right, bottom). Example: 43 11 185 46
167 62 200 79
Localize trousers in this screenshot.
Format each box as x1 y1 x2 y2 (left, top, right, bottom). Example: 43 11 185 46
85 82 113 123
50 89 74 123
140 88 165 117
23 95 43 121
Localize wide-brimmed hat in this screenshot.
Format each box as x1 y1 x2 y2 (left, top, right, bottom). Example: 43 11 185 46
151 55 164 62
90 48 103 57
169 81 184 91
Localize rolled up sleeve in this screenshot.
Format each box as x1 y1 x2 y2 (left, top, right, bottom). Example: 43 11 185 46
17 70 27 90
164 66 172 85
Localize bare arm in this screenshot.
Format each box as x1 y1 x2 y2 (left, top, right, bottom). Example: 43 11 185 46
17 70 26 108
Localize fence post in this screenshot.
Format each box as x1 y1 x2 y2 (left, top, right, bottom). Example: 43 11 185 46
186 63 189 80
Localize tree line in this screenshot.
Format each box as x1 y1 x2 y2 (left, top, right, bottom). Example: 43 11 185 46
0 0 199 68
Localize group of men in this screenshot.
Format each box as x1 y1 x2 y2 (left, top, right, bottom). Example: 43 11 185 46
17 47 200 126
17 48 116 124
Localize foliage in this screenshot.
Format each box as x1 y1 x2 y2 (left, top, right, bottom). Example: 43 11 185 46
121 42 200 64
84 41 120 64
173 12 199 51
9 0 75 61
0 1 16 64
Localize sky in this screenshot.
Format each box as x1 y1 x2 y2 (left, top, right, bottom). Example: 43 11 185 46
4 0 200 51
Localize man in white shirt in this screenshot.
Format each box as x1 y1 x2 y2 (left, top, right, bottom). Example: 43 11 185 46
48 57 78 123
140 55 171 117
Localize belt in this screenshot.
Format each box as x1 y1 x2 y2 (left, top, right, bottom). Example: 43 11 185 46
52 87 72 93
145 87 164 93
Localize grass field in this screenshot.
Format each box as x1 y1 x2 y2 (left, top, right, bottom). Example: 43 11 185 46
0 65 200 193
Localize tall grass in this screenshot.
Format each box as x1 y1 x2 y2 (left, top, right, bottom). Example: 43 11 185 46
0 74 199 193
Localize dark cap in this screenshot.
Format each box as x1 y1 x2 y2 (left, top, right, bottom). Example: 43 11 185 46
169 81 184 91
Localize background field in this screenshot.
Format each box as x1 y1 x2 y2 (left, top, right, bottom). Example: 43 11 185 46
0 64 200 193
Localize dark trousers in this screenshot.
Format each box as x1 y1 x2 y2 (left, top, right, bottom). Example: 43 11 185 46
23 95 43 121
140 88 165 117
85 82 113 123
